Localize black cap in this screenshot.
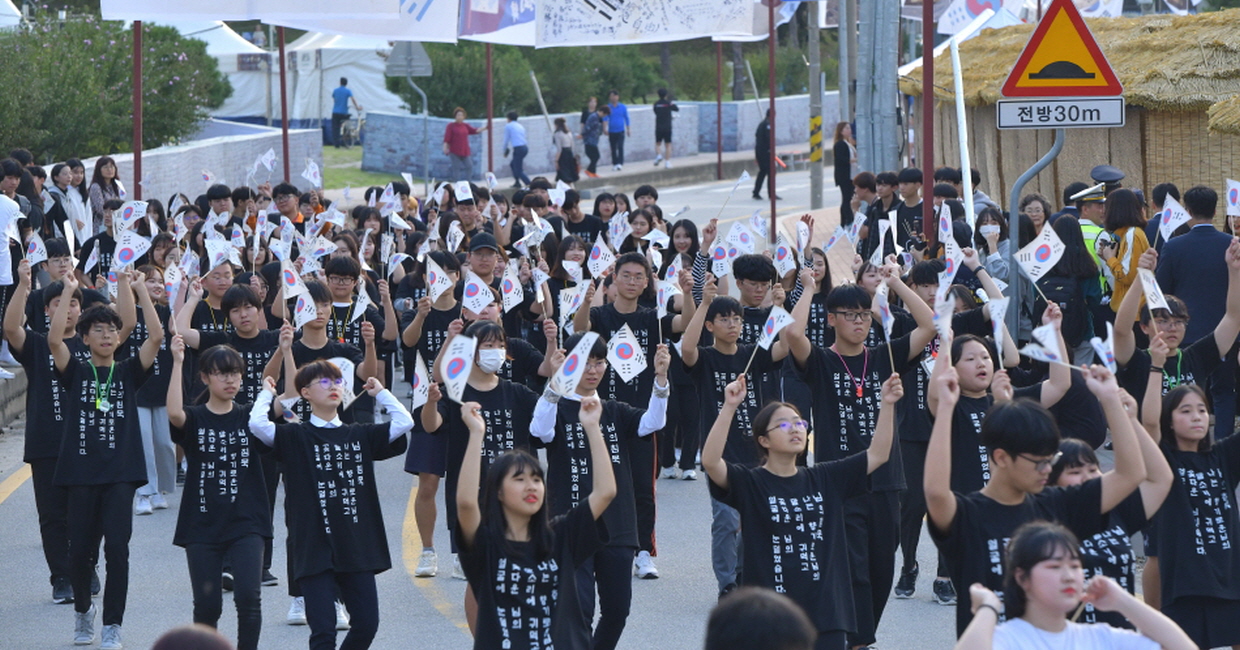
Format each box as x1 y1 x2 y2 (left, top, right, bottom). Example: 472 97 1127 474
1090 164 1125 185
469 232 499 253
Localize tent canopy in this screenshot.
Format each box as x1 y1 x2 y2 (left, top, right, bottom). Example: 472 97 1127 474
286 32 410 124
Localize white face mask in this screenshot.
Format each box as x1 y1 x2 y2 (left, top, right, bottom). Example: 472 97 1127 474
477 348 506 374
979 224 1001 236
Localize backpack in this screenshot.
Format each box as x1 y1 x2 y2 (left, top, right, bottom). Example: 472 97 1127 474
1035 275 1087 348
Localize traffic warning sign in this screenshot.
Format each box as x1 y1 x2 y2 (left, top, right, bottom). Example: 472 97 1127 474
1000 0 1123 98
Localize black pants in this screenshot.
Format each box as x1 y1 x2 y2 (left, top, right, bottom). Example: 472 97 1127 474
262 454 280 574
68 482 137 625
577 546 635 650
608 131 626 165
629 433 657 555
510 145 531 185
844 491 899 648
753 156 771 197
898 439 948 578
300 570 379 650
331 113 349 146
838 182 856 227
658 383 700 471
585 144 601 174
30 457 72 584
185 535 264 650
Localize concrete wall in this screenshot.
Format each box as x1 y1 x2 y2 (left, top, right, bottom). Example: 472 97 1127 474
364 92 839 179
81 121 323 204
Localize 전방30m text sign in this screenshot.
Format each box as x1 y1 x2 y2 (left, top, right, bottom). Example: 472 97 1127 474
997 98 1125 130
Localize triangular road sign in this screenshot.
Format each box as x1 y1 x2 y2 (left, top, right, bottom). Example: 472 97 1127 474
1001 0 1123 98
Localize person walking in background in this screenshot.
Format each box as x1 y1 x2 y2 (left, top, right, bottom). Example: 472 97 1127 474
753 110 779 201
607 90 630 170
443 107 487 182
330 78 362 148
652 88 678 169
833 121 857 226
552 117 579 187
502 112 531 188
583 105 610 179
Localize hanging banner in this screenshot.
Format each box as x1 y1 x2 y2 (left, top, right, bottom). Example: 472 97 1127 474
275 0 462 43
538 0 753 47
458 0 536 45
101 0 399 21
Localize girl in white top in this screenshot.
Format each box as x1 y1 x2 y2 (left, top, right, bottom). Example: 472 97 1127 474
954 520 1194 650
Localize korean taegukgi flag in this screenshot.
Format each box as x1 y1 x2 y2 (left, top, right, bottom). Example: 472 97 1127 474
758 306 796 350
607 324 648 382
1015 225 1066 283
550 332 600 397
441 335 477 403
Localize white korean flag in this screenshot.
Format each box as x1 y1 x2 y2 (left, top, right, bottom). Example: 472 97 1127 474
988 296 1009 367
500 264 524 313
726 222 756 256
350 283 372 324
106 270 118 300
656 280 681 319
179 249 199 278
711 243 732 279
512 231 535 259
1091 322 1117 373
411 351 431 410
1138 268 1171 313
378 183 397 215
609 213 633 245
163 263 183 308
253 212 267 256
441 335 477 403
547 188 566 208
773 232 797 278
306 237 338 260
1159 195 1194 241
280 258 309 300
322 206 347 228
462 270 494 315
532 267 551 291
647 245 663 277
269 238 291 262
796 220 811 252
870 220 892 267
205 240 231 272
301 255 323 276
559 283 589 325
607 324 648 383
642 228 671 249
934 281 956 341
114 230 150 269
847 217 865 246
667 206 690 221
115 200 147 234
1015 225 1065 283
259 148 277 172
942 231 964 283
587 233 616 278
426 258 456 303
938 201 952 242
749 209 769 239
25 232 47 266
729 170 751 198
431 183 447 206
446 221 465 253
452 180 473 203
387 253 411 278
550 332 599 397
328 357 357 410
293 293 318 331
758 305 795 350
230 225 246 250
201 169 216 185
301 159 322 188
1227 179 1240 218
537 217 558 244
874 282 895 342
389 213 412 231
486 172 498 190
1020 324 1065 365
555 179 571 192
562 260 584 285
822 226 848 254
663 254 680 283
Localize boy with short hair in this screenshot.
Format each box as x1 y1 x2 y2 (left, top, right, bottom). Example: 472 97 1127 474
77 199 121 287
322 255 397 424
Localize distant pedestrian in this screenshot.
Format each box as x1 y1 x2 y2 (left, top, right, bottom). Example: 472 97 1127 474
753 110 779 201
607 90 630 170
331 78 363 148
583 105 610 178
553 117 578 187
833 122 857 226
443 107 487 182
652 88 678 169
502 111 532 188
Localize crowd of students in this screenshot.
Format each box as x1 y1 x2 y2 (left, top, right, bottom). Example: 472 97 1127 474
6 144 1240 650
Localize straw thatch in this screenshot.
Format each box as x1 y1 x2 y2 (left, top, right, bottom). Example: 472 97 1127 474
900 9 1240 113
1208 94 1240 134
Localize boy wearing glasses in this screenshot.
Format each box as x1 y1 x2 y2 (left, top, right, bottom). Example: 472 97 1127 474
270 182 304 231
322 256 397 425
785 264 935 650
48 271 161 649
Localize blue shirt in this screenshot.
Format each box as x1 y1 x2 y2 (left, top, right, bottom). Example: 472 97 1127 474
608 102 629 133
503 121 527 149
331 86 353 115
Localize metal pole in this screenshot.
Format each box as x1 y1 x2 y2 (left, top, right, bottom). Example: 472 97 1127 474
838 0 851 124
486 44 494 177
132 20 142 200
950 38 975 228
921 0 935 250
768 0 777 244
406 76 429 195
1006 128 1066 335
809 8 823 210
716 41 723 181
278 26 290 183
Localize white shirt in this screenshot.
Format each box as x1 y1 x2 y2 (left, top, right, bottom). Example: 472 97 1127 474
993 618 1159 650
249 388 413 447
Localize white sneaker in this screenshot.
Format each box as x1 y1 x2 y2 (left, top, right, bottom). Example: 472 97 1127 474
415 548 438 578
653 155 663 166
134 495 153 516
659 467 678 480
665 160 673 169
617 164 624 170
286 597 307 625
335 601 351 630
151 494 168 510
74 604 96 645
452 554 467 581
100 624 122 650
682 469 698 481
634 550 659 579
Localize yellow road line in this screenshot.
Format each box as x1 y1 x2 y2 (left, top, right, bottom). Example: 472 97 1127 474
0 465 31 506
401 480 470 632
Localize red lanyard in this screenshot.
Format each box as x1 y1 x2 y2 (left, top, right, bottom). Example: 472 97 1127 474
830 345 868 399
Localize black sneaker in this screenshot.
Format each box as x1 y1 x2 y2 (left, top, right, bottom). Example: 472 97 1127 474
176 466 186 486
262 569 279 587
933 578 957 606
90 569 100 596
894 563 918 599
52 576 73 604
718 583 738 601
221 572 234 592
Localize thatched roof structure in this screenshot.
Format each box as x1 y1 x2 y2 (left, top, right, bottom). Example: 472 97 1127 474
900 9 1240 118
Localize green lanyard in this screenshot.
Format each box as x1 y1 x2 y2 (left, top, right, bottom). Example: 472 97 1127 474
1161 350 1184 390
90 362 116 412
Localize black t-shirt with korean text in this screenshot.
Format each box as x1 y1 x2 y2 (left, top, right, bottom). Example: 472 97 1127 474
1077 491 1148 629
896 308 989 443
288 339 366 424
18 333 90 462
198 329 282 405
1121 335 1223 411
119 304 172 408
588 303 672 405
53 356 152 486
688 345 774 468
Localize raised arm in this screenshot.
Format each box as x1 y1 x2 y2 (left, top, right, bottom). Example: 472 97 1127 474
1115 248 1156 366
247 377 279 447
421 381 444 433
885 263 936 357
1037 303 1071 407
572 280 597 335
536 319 558 378
167 334 187 429
1090 365 1147 514
702 376 745 493
1141 332 1169 441
925 363 961 535
47 272 79 373
115 270 137 343
402 295 432 348
359 321 378 381
4 259 31 354
679 273 717 369
868 373 903 473
365 378 414 441
174 277 204 349
1212 238 1240 359
1121 390 1172 520
133 271 164 370
578 395 617 519
456 401 487 547
669 268 697 334
1082 577 1195 650
378 280 398 342
952 585 1002 650
778 268 817 364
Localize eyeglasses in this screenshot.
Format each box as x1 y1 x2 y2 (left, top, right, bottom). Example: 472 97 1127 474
618 272 647 284
831 310 873 323
1153 318 1187 330
766 420 809 433
585 359 607 370
712 316 743 326
326 276 356 286
316 377 345 390
1018 451 1063 472
275 195 295 203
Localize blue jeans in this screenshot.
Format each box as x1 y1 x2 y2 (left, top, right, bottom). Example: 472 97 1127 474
509 145 531 185
711 497 741 593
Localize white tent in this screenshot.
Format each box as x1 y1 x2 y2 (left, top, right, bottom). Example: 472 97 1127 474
0 0 19 29
286 32 411 131
156 21 273 122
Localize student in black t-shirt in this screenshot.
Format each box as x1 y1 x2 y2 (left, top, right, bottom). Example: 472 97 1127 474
703 371 901 650
192 258 236 335
457 396 613 650
322 255 398 424
50 271 163 649
178 283 282 405
76 199 120 287
530 333 671 650
167 338 269 650
925 354 1147 637
249 362 413 650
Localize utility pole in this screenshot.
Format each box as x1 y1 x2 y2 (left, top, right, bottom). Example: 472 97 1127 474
809 6 823 210
838 0 851 124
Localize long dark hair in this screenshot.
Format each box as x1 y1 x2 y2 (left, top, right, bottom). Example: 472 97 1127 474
1161 384 1213 452
1104 189 1146 231
809 247 833 296
972 207 1009 255
481 449 554 558
65 158 89 201
1047 217 1099 280
551 235 586 283
592 192 616 219
669 219 700 258
89 156 120 196
1003 521 1081 619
